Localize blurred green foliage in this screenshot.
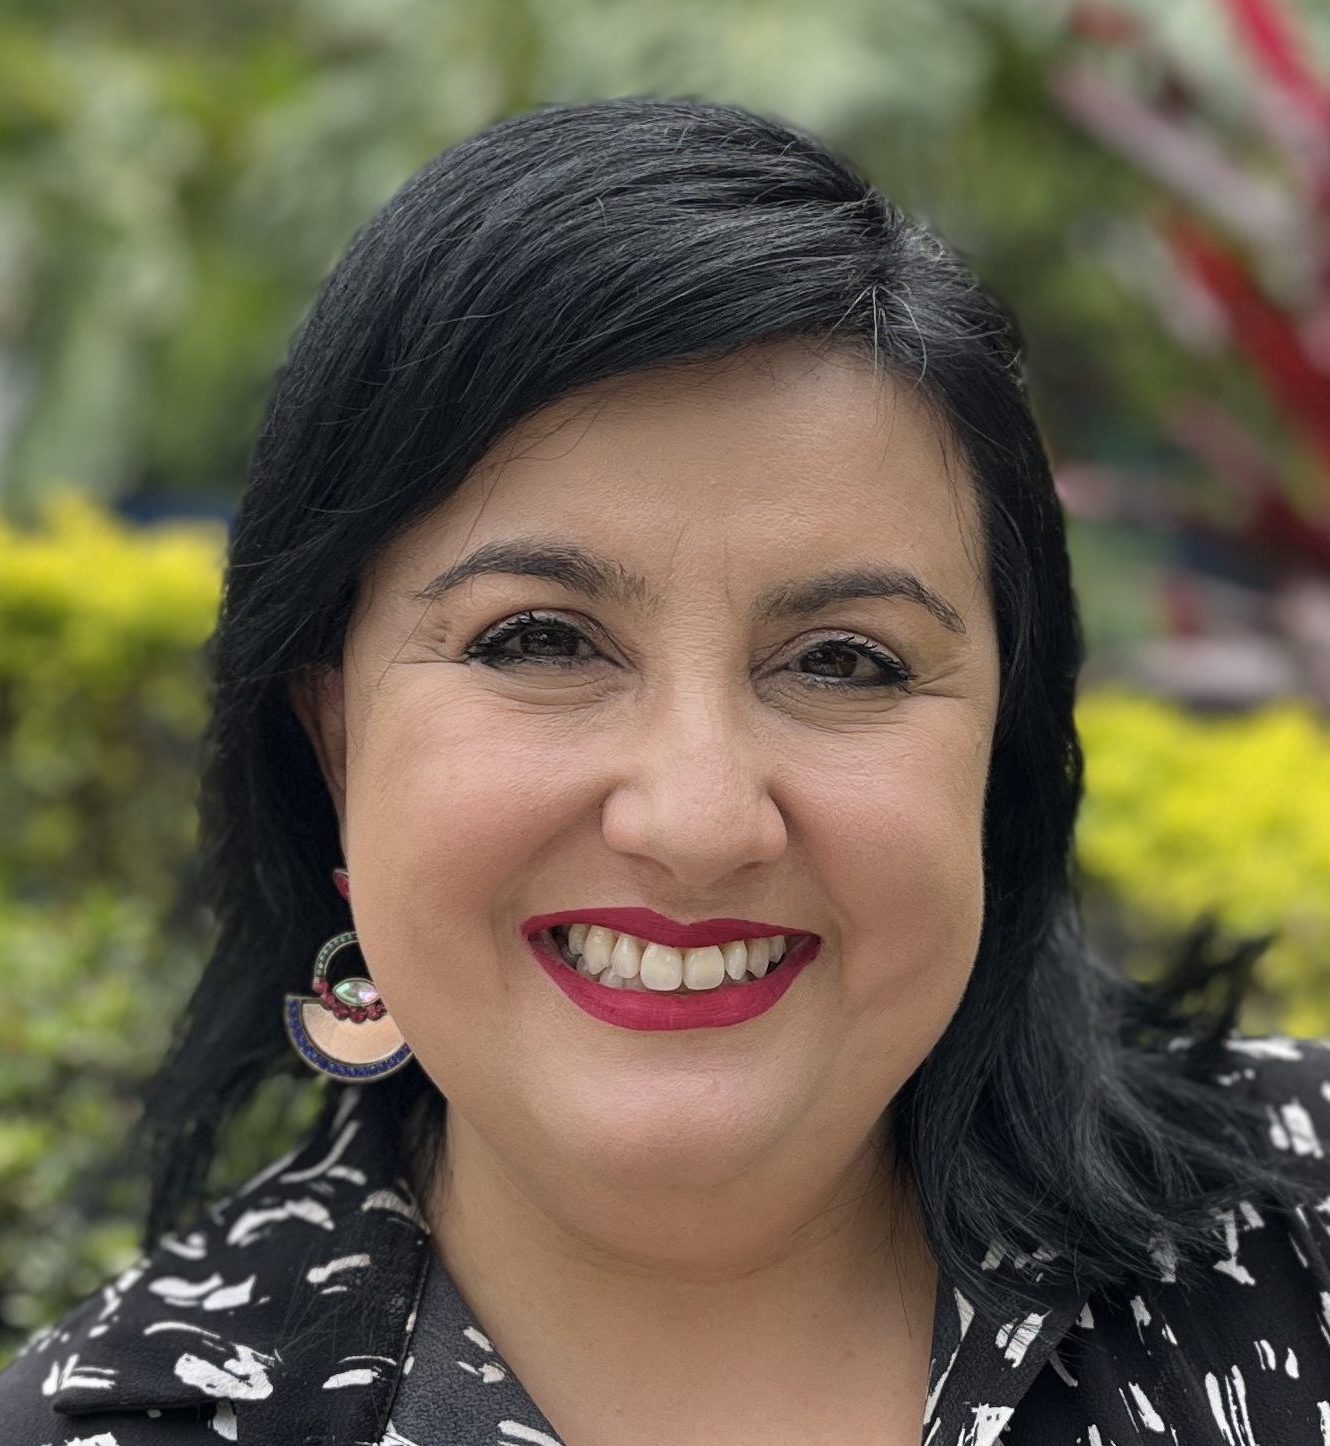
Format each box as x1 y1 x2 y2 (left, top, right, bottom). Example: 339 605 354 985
0 496 323 1363
3 0 1326 517
0 875 323 1360
2 498 1328 1365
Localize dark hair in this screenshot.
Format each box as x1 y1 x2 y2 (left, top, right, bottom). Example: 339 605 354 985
131 96 1321 1324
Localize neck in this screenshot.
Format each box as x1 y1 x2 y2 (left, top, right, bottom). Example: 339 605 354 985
421 1102 938 1380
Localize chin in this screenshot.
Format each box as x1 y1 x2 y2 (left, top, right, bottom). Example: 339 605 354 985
539 1088 797 1187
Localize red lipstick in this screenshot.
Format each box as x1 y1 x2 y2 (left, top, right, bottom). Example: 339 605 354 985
520 911 821 1032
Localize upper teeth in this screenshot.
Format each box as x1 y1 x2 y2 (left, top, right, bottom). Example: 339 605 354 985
560 923 793 992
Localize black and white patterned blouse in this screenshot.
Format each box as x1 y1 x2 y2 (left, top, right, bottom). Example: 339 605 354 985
2 1032 1329 1444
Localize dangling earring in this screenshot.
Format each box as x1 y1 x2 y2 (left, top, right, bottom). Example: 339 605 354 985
283 867 414 1081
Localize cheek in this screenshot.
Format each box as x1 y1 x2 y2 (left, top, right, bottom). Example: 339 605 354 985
339 691 547 1009
822 710 989 1007
348 685 556 848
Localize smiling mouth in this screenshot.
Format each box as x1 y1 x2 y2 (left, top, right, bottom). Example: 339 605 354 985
541 924 808 995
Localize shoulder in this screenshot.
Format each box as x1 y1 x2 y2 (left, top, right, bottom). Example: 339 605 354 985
1161 1030 1330 1284
1203 1030 1330 1163
0 1285 216 1445
1022 1036 1330 1436
0 1085 432 1445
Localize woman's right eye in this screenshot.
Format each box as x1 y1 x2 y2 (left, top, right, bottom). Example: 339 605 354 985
462 611 602 669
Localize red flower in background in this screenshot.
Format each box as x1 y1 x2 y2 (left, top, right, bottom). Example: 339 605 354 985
1054 0 1330 709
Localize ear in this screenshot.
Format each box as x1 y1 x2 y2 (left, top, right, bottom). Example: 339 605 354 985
289 664 349 841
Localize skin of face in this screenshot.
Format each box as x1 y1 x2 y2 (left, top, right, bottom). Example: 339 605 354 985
291 340 1000 1332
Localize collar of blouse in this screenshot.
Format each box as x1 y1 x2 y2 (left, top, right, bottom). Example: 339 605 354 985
34 1086 1085 1445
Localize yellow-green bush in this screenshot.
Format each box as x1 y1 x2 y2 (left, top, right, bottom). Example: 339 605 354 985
1075 688 1330 1038
0 492 224 908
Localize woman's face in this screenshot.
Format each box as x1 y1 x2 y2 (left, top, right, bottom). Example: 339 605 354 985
294 341 1000 1220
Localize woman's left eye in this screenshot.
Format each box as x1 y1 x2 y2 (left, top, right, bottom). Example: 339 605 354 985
461 611 915 691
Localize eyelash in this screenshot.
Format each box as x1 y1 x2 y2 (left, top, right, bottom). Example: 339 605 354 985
461 610 915 692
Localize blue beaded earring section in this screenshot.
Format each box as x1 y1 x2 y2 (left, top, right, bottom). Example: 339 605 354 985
282 870 415 1082
283 995 414 1081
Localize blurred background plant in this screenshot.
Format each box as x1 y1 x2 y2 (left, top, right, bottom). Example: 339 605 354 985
1051 0 1330 710
2 0 1328 1367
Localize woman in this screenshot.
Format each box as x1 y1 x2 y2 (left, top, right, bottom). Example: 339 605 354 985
2 97 1328 1446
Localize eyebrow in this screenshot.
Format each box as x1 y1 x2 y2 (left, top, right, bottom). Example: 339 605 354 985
410 537 967 635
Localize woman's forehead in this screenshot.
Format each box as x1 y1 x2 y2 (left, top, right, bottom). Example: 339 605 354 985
376 344 986 601
475 343 962 493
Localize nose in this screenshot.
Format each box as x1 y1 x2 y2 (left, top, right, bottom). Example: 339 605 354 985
598 679 788 888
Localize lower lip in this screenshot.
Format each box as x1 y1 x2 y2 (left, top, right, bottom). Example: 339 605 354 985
526 930 821 1031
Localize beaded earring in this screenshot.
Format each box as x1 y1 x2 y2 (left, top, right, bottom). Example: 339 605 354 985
283 867 414 1081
